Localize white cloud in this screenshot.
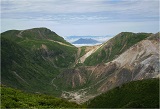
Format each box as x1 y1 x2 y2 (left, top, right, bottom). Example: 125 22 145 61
1 0 159 35
1 0 159 14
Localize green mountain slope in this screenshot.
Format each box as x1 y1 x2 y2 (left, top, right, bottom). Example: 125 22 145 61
84 32 152 66
1 27 72 46
1 37 60 95
1 86 83 108
1 28 159 106
1 28 78 96
1 27 77 68
86 78 159 108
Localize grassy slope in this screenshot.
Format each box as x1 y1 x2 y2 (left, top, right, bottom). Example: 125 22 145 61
1 27 72 46
84 32 152 66
86 78 159 108
80 46 87 57
1 28 77 68
1 86 83 108
1 37 61 95
1 28 77 96
18 39 77 68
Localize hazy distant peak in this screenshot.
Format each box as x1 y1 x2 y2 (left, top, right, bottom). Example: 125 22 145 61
73 38 99 44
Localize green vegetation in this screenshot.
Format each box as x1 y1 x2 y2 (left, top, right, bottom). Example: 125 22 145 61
18 39 77 68
80 46 87 57
1 86 83 108
1 28 158 108
1 28 77 68
84 32 151 66
1 37 61 95
86 78 159 108
52 67 93 91
1 28 78 96
1 28 72 46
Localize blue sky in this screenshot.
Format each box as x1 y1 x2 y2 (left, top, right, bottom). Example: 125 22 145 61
1 0 159 36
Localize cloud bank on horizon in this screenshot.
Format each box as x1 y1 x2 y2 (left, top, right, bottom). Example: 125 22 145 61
1 0 159 36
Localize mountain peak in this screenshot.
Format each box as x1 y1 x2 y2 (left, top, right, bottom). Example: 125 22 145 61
24 27 54 35
73 38 99 44
26 27 52 32
1 27 73 47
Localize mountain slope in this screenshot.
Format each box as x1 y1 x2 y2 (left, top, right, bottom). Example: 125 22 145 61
75 45 102 65
84 32 152 66
53 32 159 103
1 28 159 106
86 78 159 108
1 27 72 46
1 37 60 95
1 27 77 68
1 28 78 96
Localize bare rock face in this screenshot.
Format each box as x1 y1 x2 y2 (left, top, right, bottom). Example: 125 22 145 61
96 39 159 93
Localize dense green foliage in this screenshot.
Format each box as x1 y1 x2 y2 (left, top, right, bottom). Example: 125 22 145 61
84 32 151 66
1 86 83 108
86 78 159 108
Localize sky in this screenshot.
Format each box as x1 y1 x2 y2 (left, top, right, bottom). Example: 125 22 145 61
1 0 159 36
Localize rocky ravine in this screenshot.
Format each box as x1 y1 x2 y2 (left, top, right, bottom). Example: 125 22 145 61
56 33 160 103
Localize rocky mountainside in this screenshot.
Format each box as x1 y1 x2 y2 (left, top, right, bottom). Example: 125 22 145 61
1 28 159 105
84 32 152 66
53 32 159 103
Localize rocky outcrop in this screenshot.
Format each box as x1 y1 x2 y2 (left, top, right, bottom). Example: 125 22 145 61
96 38 159 93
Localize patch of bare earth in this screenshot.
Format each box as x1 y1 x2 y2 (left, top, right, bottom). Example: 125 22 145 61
79 44 102 63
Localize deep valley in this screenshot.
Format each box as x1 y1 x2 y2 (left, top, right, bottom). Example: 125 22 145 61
1 27 159 108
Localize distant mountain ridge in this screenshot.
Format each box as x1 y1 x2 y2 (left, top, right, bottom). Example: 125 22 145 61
65 35 111 44
72 38 99 44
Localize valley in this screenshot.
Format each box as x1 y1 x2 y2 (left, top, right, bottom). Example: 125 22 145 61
1 27 159 108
